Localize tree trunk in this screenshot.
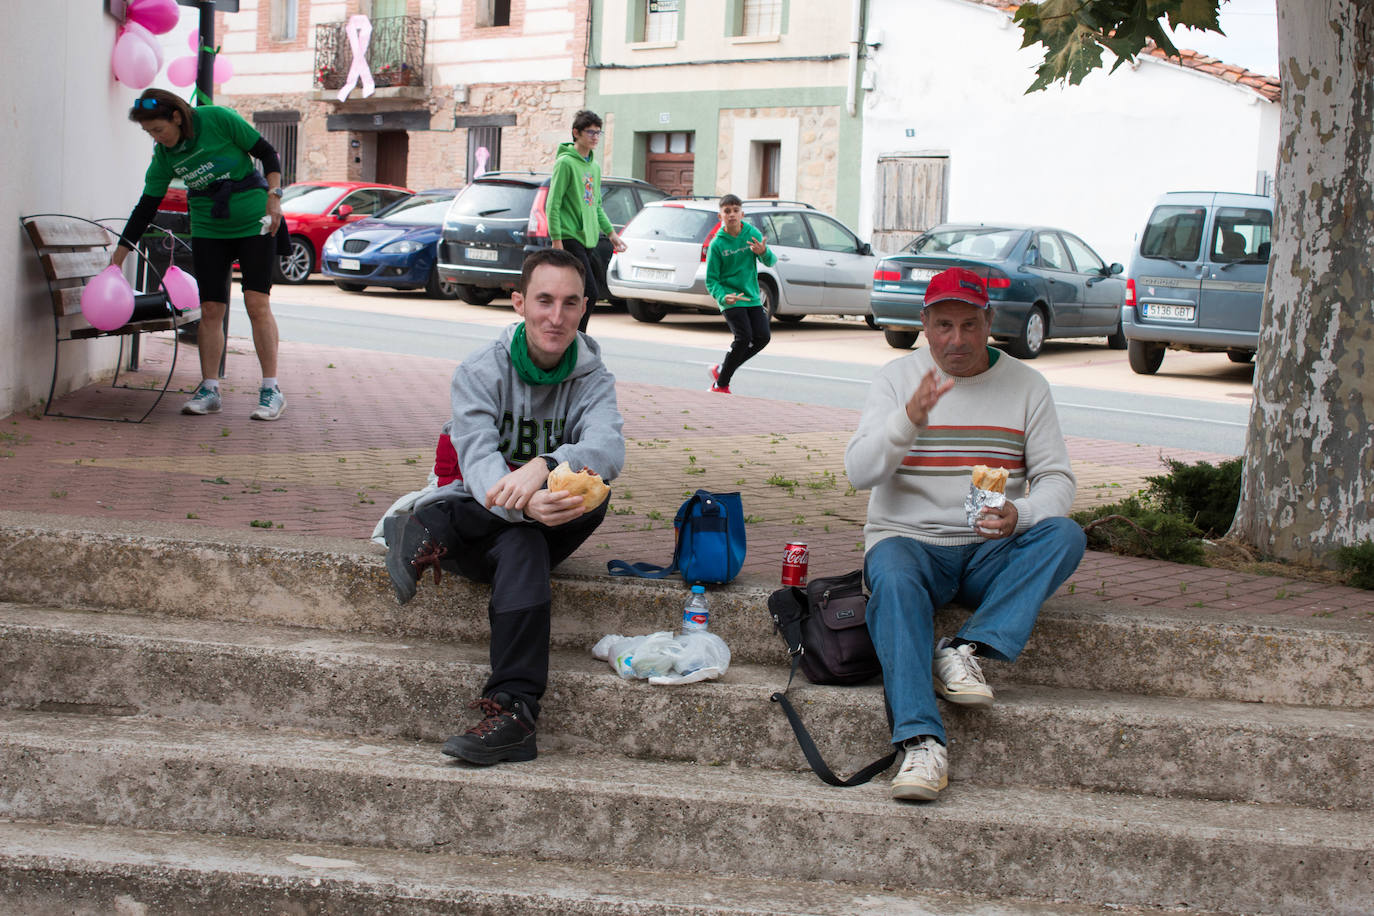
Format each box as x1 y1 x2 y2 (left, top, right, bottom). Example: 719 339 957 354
1229 0 1374 563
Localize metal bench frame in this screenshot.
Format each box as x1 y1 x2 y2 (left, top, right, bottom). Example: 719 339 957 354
20 213 202 423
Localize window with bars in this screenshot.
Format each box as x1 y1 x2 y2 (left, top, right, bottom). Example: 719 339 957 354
253 112 299 186
739 0 781 36
644 0 679 42
467 126 502 180
269 0 297 41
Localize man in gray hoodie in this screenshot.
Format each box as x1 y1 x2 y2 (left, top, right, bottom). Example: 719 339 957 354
385 248 626 766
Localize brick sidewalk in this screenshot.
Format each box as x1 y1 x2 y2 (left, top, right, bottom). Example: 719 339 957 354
3 331 1370 622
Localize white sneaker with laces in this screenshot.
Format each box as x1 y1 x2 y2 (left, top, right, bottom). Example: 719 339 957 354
933 636 994 707
181 384 222 415
891 736 948 801
250 386 286 421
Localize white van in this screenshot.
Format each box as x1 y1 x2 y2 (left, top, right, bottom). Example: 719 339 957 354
1122 191 1273 374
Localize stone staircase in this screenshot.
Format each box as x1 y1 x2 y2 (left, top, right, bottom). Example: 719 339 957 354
1 516 1372 915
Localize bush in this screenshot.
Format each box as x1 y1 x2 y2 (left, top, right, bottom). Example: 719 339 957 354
1334 541 1374 590
1144 457 1242 538
1072 495 1205 565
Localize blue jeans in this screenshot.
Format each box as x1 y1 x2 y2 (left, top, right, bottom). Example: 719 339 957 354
863 517 1086 747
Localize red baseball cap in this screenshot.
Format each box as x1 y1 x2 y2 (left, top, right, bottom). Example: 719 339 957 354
922 267 989 309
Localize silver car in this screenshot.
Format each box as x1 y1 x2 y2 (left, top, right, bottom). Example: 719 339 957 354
606 198 877 323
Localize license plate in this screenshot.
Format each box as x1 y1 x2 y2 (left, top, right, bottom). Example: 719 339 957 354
1143 303 1196 321
633 266 674 282
339 258 361 271
908 268 938 282
466 247 499 262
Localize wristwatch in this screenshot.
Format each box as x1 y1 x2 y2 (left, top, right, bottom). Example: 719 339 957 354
269 188 284 198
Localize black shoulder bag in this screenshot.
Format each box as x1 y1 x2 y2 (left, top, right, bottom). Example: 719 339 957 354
767 570 897 787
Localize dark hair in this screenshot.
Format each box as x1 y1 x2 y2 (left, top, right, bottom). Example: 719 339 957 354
571 109 602 134
128 88 195 141
719 193 743 209
520 247 586 294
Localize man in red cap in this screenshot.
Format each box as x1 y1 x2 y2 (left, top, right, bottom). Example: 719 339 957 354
844 266 1085 802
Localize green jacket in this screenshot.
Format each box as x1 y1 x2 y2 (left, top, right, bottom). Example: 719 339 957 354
546 142 613 248
141 106 266 239
705 223 777 310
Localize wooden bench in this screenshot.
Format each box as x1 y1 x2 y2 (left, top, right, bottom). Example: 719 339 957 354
21 214 202 423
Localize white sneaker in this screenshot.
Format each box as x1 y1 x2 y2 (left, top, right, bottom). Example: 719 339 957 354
891 736 948 801
181 384 222 415
250 386 286 421
933 637 994 707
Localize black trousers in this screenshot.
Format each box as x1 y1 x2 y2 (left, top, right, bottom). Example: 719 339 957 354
414 494 608 719
718 304 771 387
559 237 600 333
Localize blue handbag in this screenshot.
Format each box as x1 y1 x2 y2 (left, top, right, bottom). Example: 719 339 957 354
607 490 746 584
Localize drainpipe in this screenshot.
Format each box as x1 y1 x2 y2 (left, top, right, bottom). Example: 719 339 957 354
846 0 863 116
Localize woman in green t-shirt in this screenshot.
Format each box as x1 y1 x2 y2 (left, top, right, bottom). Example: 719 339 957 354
113 88 288 421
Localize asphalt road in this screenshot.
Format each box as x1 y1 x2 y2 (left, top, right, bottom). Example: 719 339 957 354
240 281 1254 455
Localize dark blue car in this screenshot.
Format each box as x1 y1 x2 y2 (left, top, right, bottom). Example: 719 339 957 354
322 189 462 298
870 223 1127 358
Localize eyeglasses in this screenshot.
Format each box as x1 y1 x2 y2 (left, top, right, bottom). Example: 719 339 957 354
581 128 602 137
133 99 161 110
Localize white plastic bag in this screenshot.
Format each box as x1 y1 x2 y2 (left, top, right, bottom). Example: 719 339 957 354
592 630 730 685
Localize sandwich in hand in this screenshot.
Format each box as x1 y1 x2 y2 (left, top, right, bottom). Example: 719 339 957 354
547 461 610 512
971 465 1008 493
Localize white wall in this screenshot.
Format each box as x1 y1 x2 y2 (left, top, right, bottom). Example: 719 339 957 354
860 0 1279 265
1 2 196 417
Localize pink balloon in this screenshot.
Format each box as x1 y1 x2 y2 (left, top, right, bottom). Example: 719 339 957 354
167 56 198 87
126 0 180 35
188 30 200 54
213 55 234 83
111 23 160 88
82 266 136 331
161 265 200 312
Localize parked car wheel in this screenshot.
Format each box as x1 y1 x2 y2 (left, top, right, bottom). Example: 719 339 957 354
276 236 314 284
1106 320 1128 350
333 280 366 292
626 298 666 323
1226 349 1254 364
884 328 919 349
425 266 459 300
1007 306 1047 359
762 279 802 324
865 314 879 330
456 284 500 306
1128 339 1166 375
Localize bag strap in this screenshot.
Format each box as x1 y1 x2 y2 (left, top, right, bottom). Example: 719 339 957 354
606 558 678 578
769 655 897 788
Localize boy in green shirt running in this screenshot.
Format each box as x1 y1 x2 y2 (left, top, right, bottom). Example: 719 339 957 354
704 194 777 394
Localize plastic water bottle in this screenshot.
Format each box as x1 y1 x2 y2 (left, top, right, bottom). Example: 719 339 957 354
682 585 710 633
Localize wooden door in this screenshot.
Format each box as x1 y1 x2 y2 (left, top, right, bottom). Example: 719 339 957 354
376 131 409 188
872 156 947 252
646 153 694 197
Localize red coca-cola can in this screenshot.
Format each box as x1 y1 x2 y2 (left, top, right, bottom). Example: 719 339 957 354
781 541 809 587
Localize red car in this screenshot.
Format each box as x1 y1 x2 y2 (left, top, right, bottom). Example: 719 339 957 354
275 181 414 283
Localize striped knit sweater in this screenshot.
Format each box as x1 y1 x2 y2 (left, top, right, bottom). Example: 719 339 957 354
845 347 1076 549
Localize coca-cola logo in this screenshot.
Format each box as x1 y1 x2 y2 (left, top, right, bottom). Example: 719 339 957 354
783 544 809 564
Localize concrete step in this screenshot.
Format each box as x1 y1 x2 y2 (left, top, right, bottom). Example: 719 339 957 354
2 712 1371 915
3 517 1373 707
0 819 1211 916
4 604 1373 810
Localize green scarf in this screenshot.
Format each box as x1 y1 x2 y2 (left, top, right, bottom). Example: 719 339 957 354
510 323 578 385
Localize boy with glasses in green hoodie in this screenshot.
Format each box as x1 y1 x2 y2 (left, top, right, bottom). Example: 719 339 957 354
547 110 626 332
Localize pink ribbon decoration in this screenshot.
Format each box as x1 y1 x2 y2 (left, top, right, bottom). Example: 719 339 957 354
337 15 375 102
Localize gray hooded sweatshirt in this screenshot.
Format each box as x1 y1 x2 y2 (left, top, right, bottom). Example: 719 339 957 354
424 322 625 524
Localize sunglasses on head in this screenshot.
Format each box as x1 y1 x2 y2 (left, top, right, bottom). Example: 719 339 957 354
133 99 161 110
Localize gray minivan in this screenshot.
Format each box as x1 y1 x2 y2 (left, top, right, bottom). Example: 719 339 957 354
1122 191 1273 374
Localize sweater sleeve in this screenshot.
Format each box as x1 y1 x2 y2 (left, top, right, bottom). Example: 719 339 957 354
448 362 525 522
1011 382 1077 531
844 368 922 490
549 363 625 482
594 172 614 236
117 194 165 251
546 160 571 242
704 235 727 307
